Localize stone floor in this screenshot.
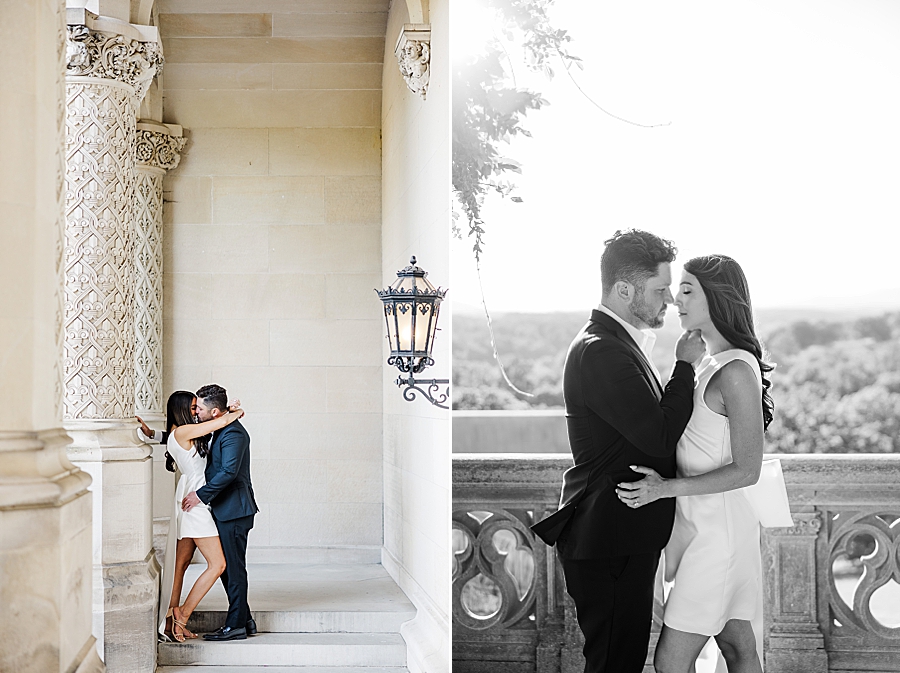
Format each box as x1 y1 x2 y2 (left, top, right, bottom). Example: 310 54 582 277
157 563 414 672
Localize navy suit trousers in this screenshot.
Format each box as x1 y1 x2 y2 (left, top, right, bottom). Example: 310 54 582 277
216 514 254 628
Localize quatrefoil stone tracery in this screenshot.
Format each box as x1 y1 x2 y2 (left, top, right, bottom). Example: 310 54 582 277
453 509 537 632
828 511 900 640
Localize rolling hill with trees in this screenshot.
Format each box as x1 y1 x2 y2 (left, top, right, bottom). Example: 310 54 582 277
452 308 900 453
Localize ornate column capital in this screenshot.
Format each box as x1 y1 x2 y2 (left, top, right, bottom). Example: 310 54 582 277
395 24 431 100
135 121 186 172
65 12 162 102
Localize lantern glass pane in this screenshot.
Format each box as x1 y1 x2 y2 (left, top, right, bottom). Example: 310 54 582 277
385 304 400 351
414 302 432 354
396 301 414 352
429 303 442 349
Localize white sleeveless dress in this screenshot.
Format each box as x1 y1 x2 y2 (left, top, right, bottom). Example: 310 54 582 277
663 349 764 669
169 433 219 539
157 433 219 639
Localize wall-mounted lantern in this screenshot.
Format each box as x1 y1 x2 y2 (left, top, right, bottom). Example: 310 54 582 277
376 256 449 409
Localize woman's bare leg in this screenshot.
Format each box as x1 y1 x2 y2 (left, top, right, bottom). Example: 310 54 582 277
176 536 226 627
713 619 762 673
170 538 196 609
654 625 710 673
166 538 196 639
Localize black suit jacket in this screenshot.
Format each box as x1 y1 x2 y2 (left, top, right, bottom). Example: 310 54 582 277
531 310 695 558
197 420 259 522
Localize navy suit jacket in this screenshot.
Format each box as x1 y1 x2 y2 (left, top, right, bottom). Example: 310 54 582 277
197 420 259 522
531 310 695 558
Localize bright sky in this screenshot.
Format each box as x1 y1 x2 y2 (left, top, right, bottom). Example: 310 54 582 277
451 0 900 313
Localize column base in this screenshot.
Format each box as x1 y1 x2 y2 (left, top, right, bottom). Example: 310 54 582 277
95 553 159 672
73 637 106 673
0 430 97 673
383 547 449 673
766 646 828 672
66 420 157 671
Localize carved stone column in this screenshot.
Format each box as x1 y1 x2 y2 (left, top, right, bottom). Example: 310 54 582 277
133 121 183 423
0 0 103 671
396 24 431 99
134 121 184 565
64 11 162 671
762 512 828 672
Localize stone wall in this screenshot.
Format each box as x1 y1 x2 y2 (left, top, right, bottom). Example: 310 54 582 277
381 1 451 671
159 0 388 560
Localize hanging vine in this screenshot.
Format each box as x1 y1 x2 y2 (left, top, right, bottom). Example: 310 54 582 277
451 0 579 261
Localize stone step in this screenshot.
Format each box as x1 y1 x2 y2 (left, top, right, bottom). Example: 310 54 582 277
156 666 409 673
175 563 414 635
158 633 407 668
187 609 412 634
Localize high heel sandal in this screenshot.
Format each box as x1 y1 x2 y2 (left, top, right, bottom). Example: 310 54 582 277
173 606 198 641
160 608 175 642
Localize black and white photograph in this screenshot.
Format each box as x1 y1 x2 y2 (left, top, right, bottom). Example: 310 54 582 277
451 1 900 672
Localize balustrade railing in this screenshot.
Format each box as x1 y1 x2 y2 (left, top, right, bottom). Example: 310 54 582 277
452 454 900 673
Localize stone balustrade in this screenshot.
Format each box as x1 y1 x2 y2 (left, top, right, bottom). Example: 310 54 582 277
453 453 900 673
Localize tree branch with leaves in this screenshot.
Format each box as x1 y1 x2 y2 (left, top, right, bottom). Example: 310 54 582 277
451 0 579 261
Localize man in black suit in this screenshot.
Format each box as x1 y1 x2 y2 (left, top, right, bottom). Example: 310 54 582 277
182 383 259 641
532 230 706 672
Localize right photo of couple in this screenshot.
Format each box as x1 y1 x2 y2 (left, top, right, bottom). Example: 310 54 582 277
531 230 787 673
450 1 900 672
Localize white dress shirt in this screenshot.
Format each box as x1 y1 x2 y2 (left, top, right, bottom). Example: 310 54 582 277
137 427 164 444
596 303 661 383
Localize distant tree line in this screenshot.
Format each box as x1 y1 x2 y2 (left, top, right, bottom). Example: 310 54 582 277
453 311 900 453
764 313 900 453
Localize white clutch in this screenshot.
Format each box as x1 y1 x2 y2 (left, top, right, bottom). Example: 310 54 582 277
741 458 793 528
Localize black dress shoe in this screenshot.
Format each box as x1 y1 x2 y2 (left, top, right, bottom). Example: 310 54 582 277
203 626 247 641
246 618 257 636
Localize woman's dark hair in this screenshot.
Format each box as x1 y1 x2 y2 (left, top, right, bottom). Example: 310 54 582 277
164 390 210 472
683 255 775 431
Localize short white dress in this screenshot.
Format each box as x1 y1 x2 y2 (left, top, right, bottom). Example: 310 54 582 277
169 433 219 539
663 349 764 669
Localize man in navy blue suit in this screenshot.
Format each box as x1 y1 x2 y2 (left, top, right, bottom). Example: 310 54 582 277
182 383 259 641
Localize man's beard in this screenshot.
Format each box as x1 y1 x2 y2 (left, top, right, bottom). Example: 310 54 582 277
631 289 666 329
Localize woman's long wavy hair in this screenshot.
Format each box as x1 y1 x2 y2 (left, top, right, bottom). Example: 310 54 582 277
164 391 210 472
684 255 775 431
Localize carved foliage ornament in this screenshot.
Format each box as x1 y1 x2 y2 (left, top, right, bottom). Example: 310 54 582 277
63 81 136 419
66 24 162 99
135 130 185 171
54 4 68 414
133 170 163 416
396 30 430 100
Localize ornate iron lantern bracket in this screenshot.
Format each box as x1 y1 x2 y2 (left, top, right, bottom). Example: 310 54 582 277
395 373 450 409
377 256 449 409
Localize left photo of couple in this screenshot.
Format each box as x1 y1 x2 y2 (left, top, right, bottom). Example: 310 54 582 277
1 1 449 673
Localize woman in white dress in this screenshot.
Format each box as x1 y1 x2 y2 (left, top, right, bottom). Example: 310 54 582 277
616 255 775 673
157 390 244 642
